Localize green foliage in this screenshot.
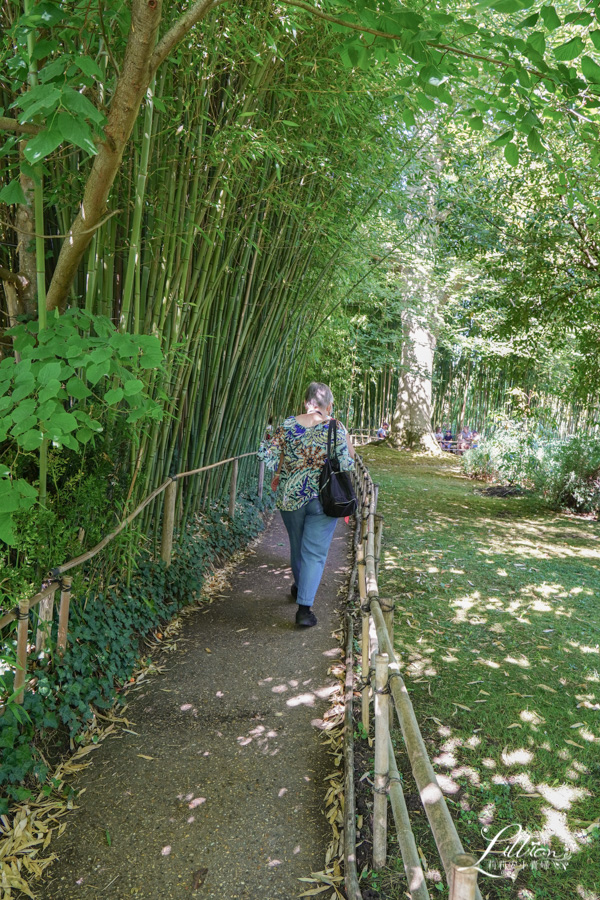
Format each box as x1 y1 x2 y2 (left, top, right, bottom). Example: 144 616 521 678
463 423 600 516
0 491 271 816
533 436 600 514
0 309 163 546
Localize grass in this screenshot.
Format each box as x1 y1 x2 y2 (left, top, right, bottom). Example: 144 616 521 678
359 444 600 900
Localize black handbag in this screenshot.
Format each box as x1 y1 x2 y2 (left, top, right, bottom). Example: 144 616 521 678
319 419 358 518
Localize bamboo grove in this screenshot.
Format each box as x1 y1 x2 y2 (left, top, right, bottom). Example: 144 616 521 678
4 0 600 580
1 1 417 578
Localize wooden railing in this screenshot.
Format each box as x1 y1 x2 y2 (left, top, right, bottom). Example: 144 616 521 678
1 452 265 707
345 455 481 900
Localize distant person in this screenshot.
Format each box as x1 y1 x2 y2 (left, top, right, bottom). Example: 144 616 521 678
258 382 355 627
377 424 387 439
442 427 453 451
458 425 471 453
435 426 443 444
470 430 479 449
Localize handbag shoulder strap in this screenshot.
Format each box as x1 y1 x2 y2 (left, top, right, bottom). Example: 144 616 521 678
327 417 338 460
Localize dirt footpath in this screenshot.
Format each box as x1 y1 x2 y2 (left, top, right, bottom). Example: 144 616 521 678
37 514 352 900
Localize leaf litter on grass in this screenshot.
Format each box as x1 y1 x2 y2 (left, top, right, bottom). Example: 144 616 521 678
359 445 600 900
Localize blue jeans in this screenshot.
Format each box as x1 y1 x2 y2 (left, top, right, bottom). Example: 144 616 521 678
280 498 338 607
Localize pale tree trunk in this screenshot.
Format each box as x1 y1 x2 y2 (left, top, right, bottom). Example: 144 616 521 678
390 122 443 454
391 311 440 452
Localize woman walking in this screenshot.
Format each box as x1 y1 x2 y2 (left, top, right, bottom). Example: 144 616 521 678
260 383 355 627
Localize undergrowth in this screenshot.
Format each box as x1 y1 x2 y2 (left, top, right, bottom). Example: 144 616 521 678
0 491 272 816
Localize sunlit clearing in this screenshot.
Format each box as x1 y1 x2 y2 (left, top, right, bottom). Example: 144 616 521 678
501 748 534 765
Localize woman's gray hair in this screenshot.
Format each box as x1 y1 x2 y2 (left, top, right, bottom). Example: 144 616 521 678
305 381 333 409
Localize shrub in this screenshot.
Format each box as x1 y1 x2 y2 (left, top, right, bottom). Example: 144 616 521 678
463 427 600 517
534 435 600 515
0 490 272 815
462 421 542 486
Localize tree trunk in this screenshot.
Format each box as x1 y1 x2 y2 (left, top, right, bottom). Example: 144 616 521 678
45 0 163 313
391 312 440 453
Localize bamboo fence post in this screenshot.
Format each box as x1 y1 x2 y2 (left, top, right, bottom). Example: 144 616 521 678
357 505 370 731
374 513 383 581
14 600 30 705
387 734 431 900
57 577 72 655
161 478 177 565
258 458 265 499
373 652 390 870
450 854 478 900
35 587 56 654
229 457 239 518
373 481 380 512
379 598 395 728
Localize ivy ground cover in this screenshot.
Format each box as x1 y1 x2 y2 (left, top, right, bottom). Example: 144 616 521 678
359 444 600 900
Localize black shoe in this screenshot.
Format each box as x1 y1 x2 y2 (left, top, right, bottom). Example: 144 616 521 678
291 584 298 601
296 605 317 627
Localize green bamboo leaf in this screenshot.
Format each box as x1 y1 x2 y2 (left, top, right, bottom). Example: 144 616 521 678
0 179 27 205
554 37 585 61
581 56 600 84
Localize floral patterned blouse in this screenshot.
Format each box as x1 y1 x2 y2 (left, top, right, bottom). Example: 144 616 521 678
259 416 354 511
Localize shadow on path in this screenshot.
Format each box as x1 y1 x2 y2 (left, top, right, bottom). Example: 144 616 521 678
38 514 352 900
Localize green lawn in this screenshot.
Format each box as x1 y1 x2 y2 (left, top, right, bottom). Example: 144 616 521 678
359 444 600 900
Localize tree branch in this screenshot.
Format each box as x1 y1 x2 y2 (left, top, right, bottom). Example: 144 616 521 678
277 0 550 79
149 0 228 75
0 266 30 291
0 117 41 136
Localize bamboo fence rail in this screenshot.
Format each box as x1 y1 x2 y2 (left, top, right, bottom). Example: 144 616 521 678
0 451 261 709
349 454 480 900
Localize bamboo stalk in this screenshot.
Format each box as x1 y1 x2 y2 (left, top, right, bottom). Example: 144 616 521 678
387 734 430 900
258 459 265 499
450 854 478 900
35 587 56 654
373 652 389 870
57 577 72 654
161 479 177 566
344 612 364 900
369 600 481 899
14 600 30 705
228 457 238 518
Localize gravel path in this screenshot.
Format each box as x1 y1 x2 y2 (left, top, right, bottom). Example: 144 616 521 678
38 514 351 900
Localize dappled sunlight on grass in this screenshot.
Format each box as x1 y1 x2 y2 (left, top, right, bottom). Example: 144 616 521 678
361 445 600 900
